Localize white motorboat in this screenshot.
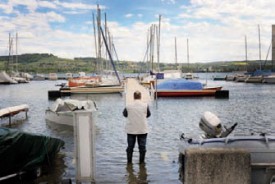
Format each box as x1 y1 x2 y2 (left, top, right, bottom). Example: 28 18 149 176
245 75 263 83
48 73 58 80
184 72 194 80
45 98 97 126
263 75 275 84
234 74 248 82
179 111 275 184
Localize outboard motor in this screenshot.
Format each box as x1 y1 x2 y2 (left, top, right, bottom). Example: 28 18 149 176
199 111 237 138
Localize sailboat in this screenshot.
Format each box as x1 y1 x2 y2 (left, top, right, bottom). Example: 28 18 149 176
245 25 271 83
234 35 249 82
183 38 197 79
60 5 123 94
150 26 221 97
161 37 183 79
0 33 32 84
0 34 17 84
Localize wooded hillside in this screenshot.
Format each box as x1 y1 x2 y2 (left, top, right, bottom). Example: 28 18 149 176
0 53 274 73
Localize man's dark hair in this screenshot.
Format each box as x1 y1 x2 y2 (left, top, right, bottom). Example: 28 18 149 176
134 91 141 99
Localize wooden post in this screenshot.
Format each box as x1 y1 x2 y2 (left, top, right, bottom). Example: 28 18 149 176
9 116 11 127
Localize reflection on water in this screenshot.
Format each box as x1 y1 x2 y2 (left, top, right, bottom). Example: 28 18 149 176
126 163 148 184
35 153 67 184
1 75 275 183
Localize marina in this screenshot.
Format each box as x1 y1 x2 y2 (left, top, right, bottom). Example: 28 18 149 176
0 73 275 183
1 1 275 183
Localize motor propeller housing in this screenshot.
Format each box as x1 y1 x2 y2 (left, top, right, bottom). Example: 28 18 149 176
199 111 237 138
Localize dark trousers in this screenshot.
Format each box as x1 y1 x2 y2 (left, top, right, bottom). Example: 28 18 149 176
126 133 147 153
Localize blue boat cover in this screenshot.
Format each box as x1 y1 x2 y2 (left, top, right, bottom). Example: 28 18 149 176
156 79 203 90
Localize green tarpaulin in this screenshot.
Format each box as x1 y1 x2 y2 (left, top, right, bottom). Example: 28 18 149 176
0 128 64 177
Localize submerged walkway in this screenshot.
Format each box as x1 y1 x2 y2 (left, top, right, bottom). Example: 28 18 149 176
125 78 152 106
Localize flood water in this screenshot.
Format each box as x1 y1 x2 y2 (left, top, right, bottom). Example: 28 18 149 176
1 73 275 183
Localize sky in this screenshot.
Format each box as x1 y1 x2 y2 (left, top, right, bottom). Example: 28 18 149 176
0 0 275 64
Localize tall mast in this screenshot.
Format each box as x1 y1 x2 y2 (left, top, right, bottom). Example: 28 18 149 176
104 12 108 69
258 24 262 70
157 15 161 72
272 25 275 71
92 13 98 58
97 4 101 72
174 37 177 69
146 28 150 71
245 35 248 71
187 38 190 71
16 32 18 72
8 33 13 72
150 25 155 71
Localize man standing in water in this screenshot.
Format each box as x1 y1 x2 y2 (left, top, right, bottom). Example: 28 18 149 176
123 90 151 164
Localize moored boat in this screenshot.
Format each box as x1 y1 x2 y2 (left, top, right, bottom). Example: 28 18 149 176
68 76 101 87
225 74 235 81
45 98 97 126
0 127 64 180
60 85 124 94
245 75 263 83
0 71 18 84
212 75 226 81
155 79 222 97
184 72 195 80
33 73 45 81
234 74 248 82
263 75 275 83
48 73 58 80
179 111 275 184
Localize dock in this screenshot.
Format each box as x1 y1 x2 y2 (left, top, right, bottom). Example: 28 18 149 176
0 104 29 126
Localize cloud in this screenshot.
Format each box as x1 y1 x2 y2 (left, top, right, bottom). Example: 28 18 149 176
56 1 100 10
37 0 57 9
125 14 133 18
161 0 176 4
9 0 38 13
171 0 275 62
0 0 274 63
0 2 13 14
46 11 65 22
